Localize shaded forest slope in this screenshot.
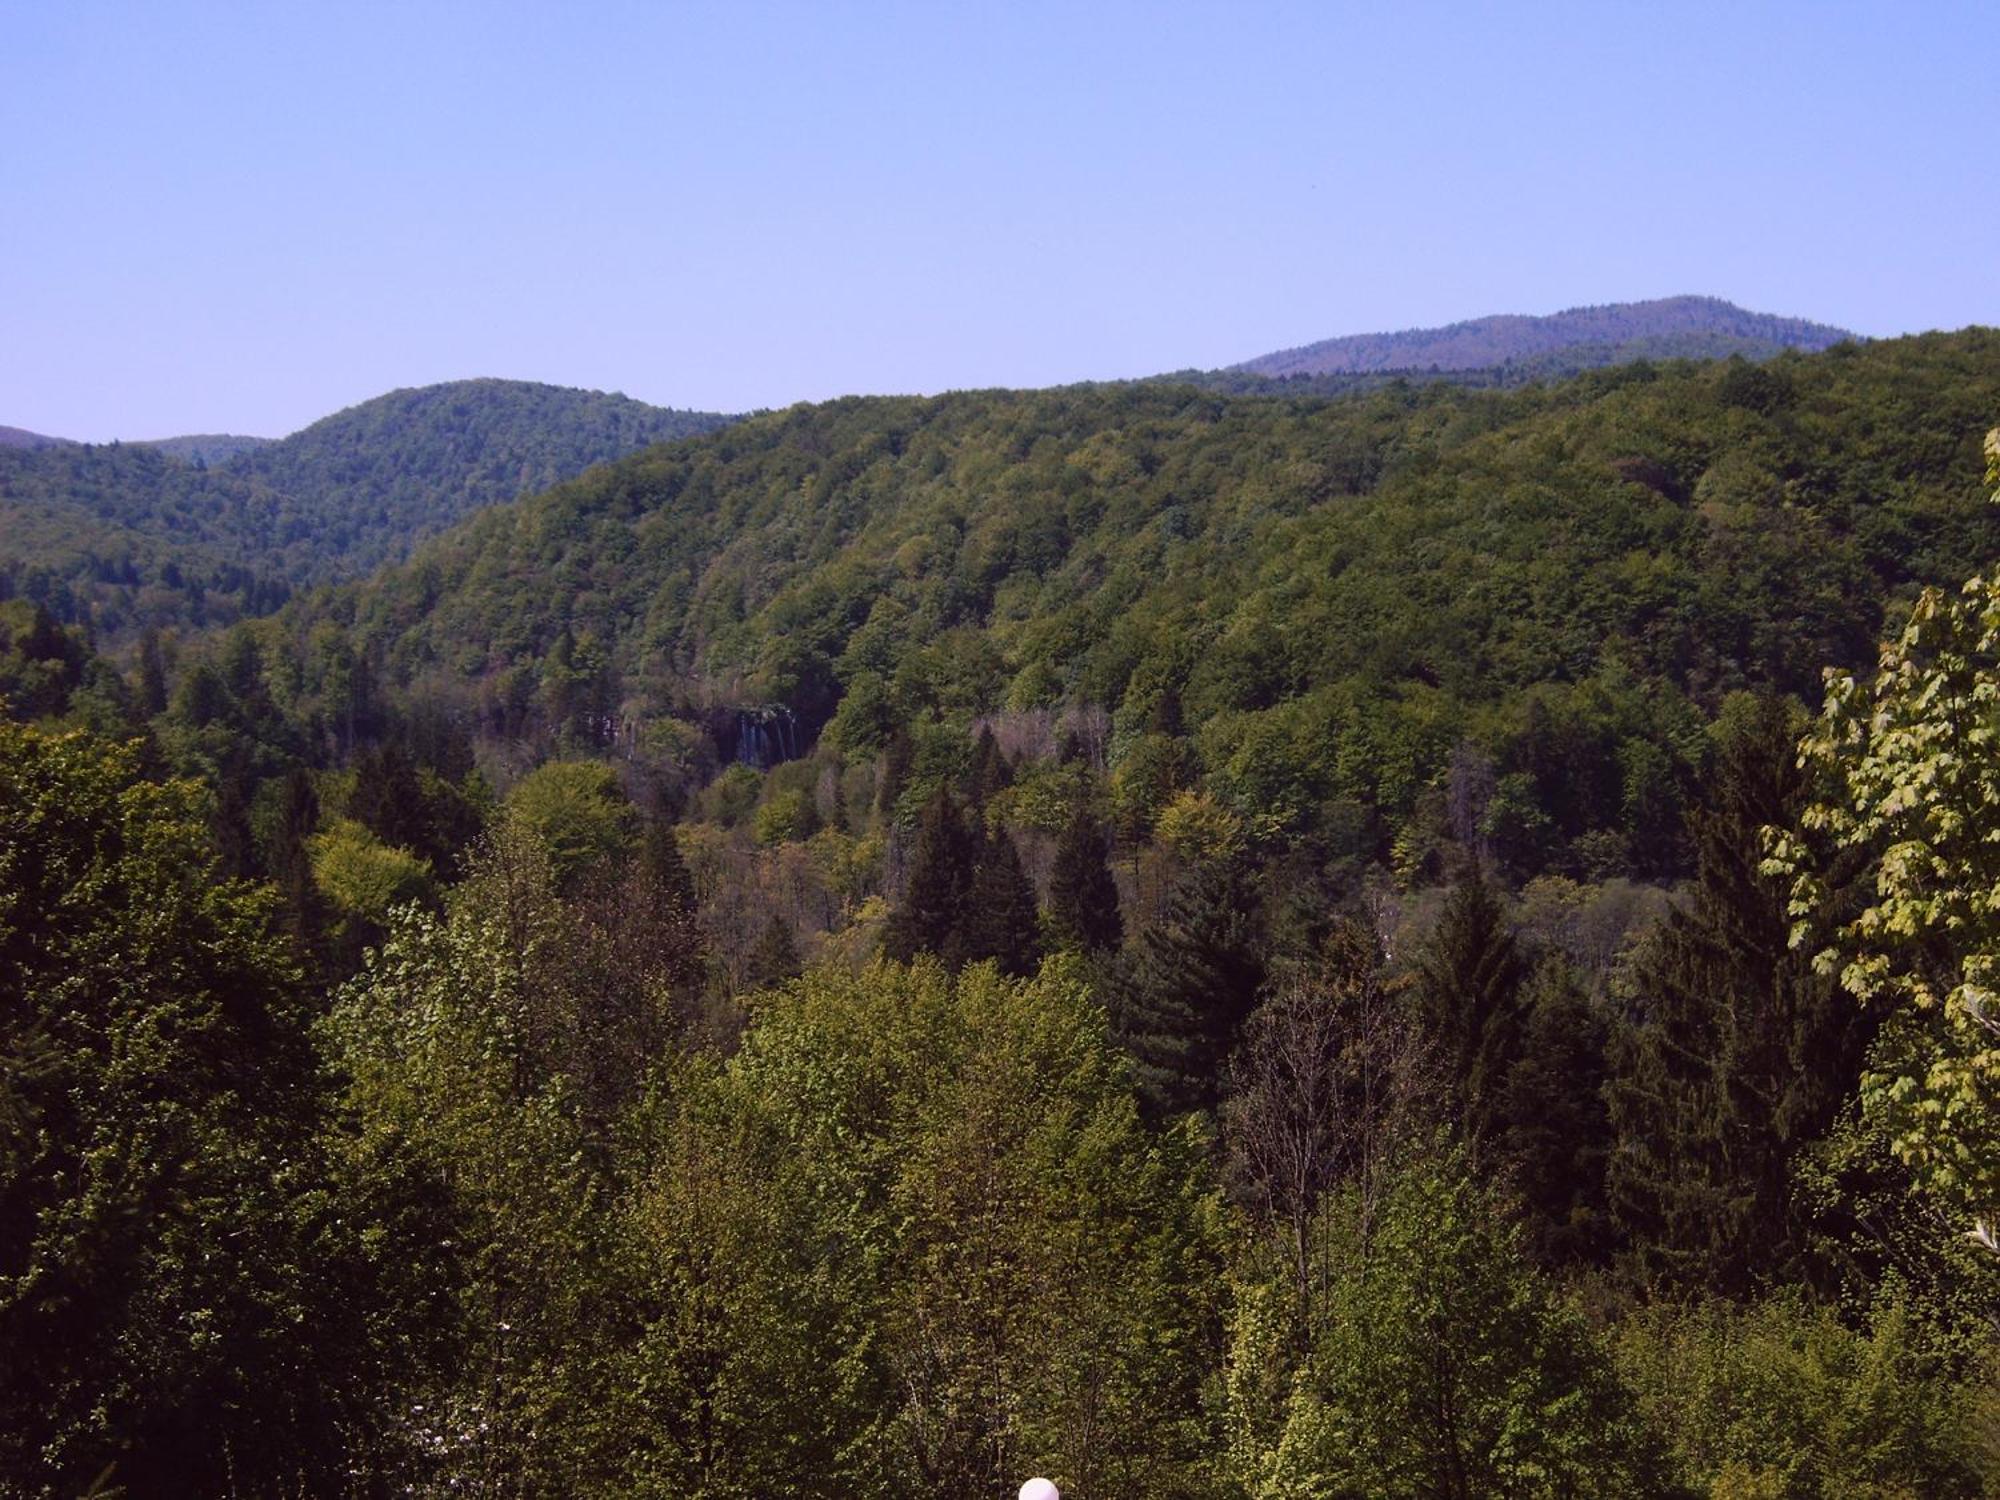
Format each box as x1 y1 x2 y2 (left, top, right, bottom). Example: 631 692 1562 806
0 379 733 639
299 332 2000 857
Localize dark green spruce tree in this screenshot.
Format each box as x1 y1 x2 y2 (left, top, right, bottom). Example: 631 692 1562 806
257 764 329 962
882 786 974 964
1113 857 1265 1119
1494 957 1613 1267
952 826 1042 976
964 723 1013 807
349 740 427 853
135 627 168 717
876 725 915 819
745 913 803 989
1604 692 1869 1295
1046 801 1123 956
638 810 697 917
1412 864 1528 1147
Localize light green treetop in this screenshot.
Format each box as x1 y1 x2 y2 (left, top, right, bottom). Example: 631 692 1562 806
1766 426 2000 1242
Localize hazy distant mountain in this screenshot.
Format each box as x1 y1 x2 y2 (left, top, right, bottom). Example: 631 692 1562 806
0 379 735 641
139 434 274 465
1232 296 1855 379
0 426 72 451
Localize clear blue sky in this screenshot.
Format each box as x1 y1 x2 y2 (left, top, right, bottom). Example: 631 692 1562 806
3 1 1994 440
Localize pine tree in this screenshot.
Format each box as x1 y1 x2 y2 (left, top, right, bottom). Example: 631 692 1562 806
1412 865 1527 1146
638 812 697 916
261 765 329 960
877 725 915 818
964 723 1012 807
619 812 705 997
953 826 1042 977
1604 692 1868 1295
745 914 802 989
351 740 427 852
136 626 168 717
883 786 974 963
1495 958 1612 1267
1046 802 1123 954
1113 858 1265 1118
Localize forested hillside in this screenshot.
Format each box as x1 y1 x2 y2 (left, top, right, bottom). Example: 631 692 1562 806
0 379 732 641
293 330 2000 883
227 379 734 573
5 333 2000 1496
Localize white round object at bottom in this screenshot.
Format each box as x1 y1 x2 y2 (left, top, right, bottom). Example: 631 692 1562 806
1019 1481 1060 1500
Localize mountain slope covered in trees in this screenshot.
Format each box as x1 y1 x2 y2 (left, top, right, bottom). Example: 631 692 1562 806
0 379 733 641
288 331 1999 879
7 331 2000 1496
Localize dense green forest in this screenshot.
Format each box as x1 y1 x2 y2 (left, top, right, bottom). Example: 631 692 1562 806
4 332 2000 1496
0 379 731 642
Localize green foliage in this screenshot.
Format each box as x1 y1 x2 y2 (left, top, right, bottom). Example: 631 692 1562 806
1497 957 1614 1267
1613 1292 1995 1497
1252 1146 1661 1499
1114 857 1266 1117
1768 539 2000 1239
716 959 1226 1497
752 785 820 845
1610 693 1863 1292
1045 801 1124 955
702 762 765 826
0 601 92 720
504 758 638 887
284 331 2000 879
1154 787 1248 865
1412 866 1528 1143
824 667 898 756
0 720 337 1495
882 786 975 965
309 816 436 924
11 337 2000 1493
320 857 616 1491
954 826 1043 977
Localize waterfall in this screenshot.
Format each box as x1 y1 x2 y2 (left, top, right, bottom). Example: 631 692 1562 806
733 705 799 769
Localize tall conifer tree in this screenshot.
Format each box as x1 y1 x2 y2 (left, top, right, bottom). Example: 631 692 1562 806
1496 958 1613 1267
964 723 1012 807
877 726 915 819
883 786 974 963
1604 693 1868 1294
953 827 1042 977
1413 865 1528 1146
1046 802 1123 955
638 812 697 916
1113 858 1265 1118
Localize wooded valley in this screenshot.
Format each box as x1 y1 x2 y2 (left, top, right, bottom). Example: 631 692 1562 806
5 327 2000 1496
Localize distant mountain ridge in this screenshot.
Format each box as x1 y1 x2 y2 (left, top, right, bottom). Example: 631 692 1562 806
1 427 272 462
1232 295 1855 379
0 426 71 451
141 434 274 465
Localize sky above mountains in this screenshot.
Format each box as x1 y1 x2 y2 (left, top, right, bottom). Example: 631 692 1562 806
4 1 1995 442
